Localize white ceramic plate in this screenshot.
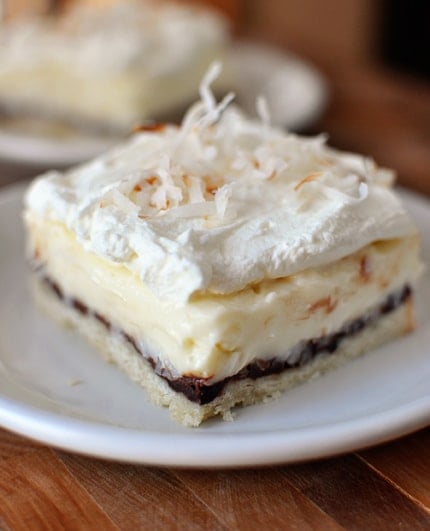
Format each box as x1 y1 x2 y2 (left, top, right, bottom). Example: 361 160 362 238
0 127 116 168
0 184 428 468
0 42 327 168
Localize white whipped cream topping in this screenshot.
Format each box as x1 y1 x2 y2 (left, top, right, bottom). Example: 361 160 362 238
0 0 228 78
25 66 417 303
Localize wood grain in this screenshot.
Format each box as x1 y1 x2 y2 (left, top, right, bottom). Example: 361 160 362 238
0 433 427 531
359 429 430 510
173 468 344 530
281 453 430 530
58 453 227 530
0 428 41 462
0 449 118 530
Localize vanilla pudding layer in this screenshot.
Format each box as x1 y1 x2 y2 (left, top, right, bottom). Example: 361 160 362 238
27 215 421 384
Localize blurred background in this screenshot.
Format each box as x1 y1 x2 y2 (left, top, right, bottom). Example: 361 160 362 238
0 0 429 195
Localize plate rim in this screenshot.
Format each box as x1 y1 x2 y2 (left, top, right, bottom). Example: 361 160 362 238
0 393 428 468
0 183 428 468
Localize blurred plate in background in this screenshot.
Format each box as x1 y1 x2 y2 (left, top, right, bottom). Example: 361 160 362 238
230 41 328 130
0 42 328 170
0 119 116 168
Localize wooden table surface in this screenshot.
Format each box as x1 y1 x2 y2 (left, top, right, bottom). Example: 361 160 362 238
0 63 429 530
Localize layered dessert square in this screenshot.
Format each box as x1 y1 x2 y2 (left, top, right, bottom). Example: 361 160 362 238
24 68 422 426
0 0 229 133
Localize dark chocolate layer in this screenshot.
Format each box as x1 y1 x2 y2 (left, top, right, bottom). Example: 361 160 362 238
41 276 411 405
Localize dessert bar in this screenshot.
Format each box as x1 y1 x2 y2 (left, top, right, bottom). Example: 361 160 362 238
24 67 422 426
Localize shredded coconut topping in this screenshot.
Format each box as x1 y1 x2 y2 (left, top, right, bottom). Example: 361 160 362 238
25 65 416 302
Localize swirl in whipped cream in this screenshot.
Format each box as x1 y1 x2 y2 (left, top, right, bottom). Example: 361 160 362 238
25 65 417 303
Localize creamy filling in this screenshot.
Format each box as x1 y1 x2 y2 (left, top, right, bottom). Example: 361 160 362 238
26 216 422 383
40 274 412 404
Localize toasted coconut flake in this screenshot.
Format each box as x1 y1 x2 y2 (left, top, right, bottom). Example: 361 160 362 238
294 171 324 191
203 174 224 196
145 176 158 186
182 174 191 187
133 122 166 134
300 296 338 319
359 255 371 283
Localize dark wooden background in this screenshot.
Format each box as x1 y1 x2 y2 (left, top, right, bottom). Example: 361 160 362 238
0 427 428 529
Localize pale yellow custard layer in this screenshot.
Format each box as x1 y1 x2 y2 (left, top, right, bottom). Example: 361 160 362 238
26 214 422 383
